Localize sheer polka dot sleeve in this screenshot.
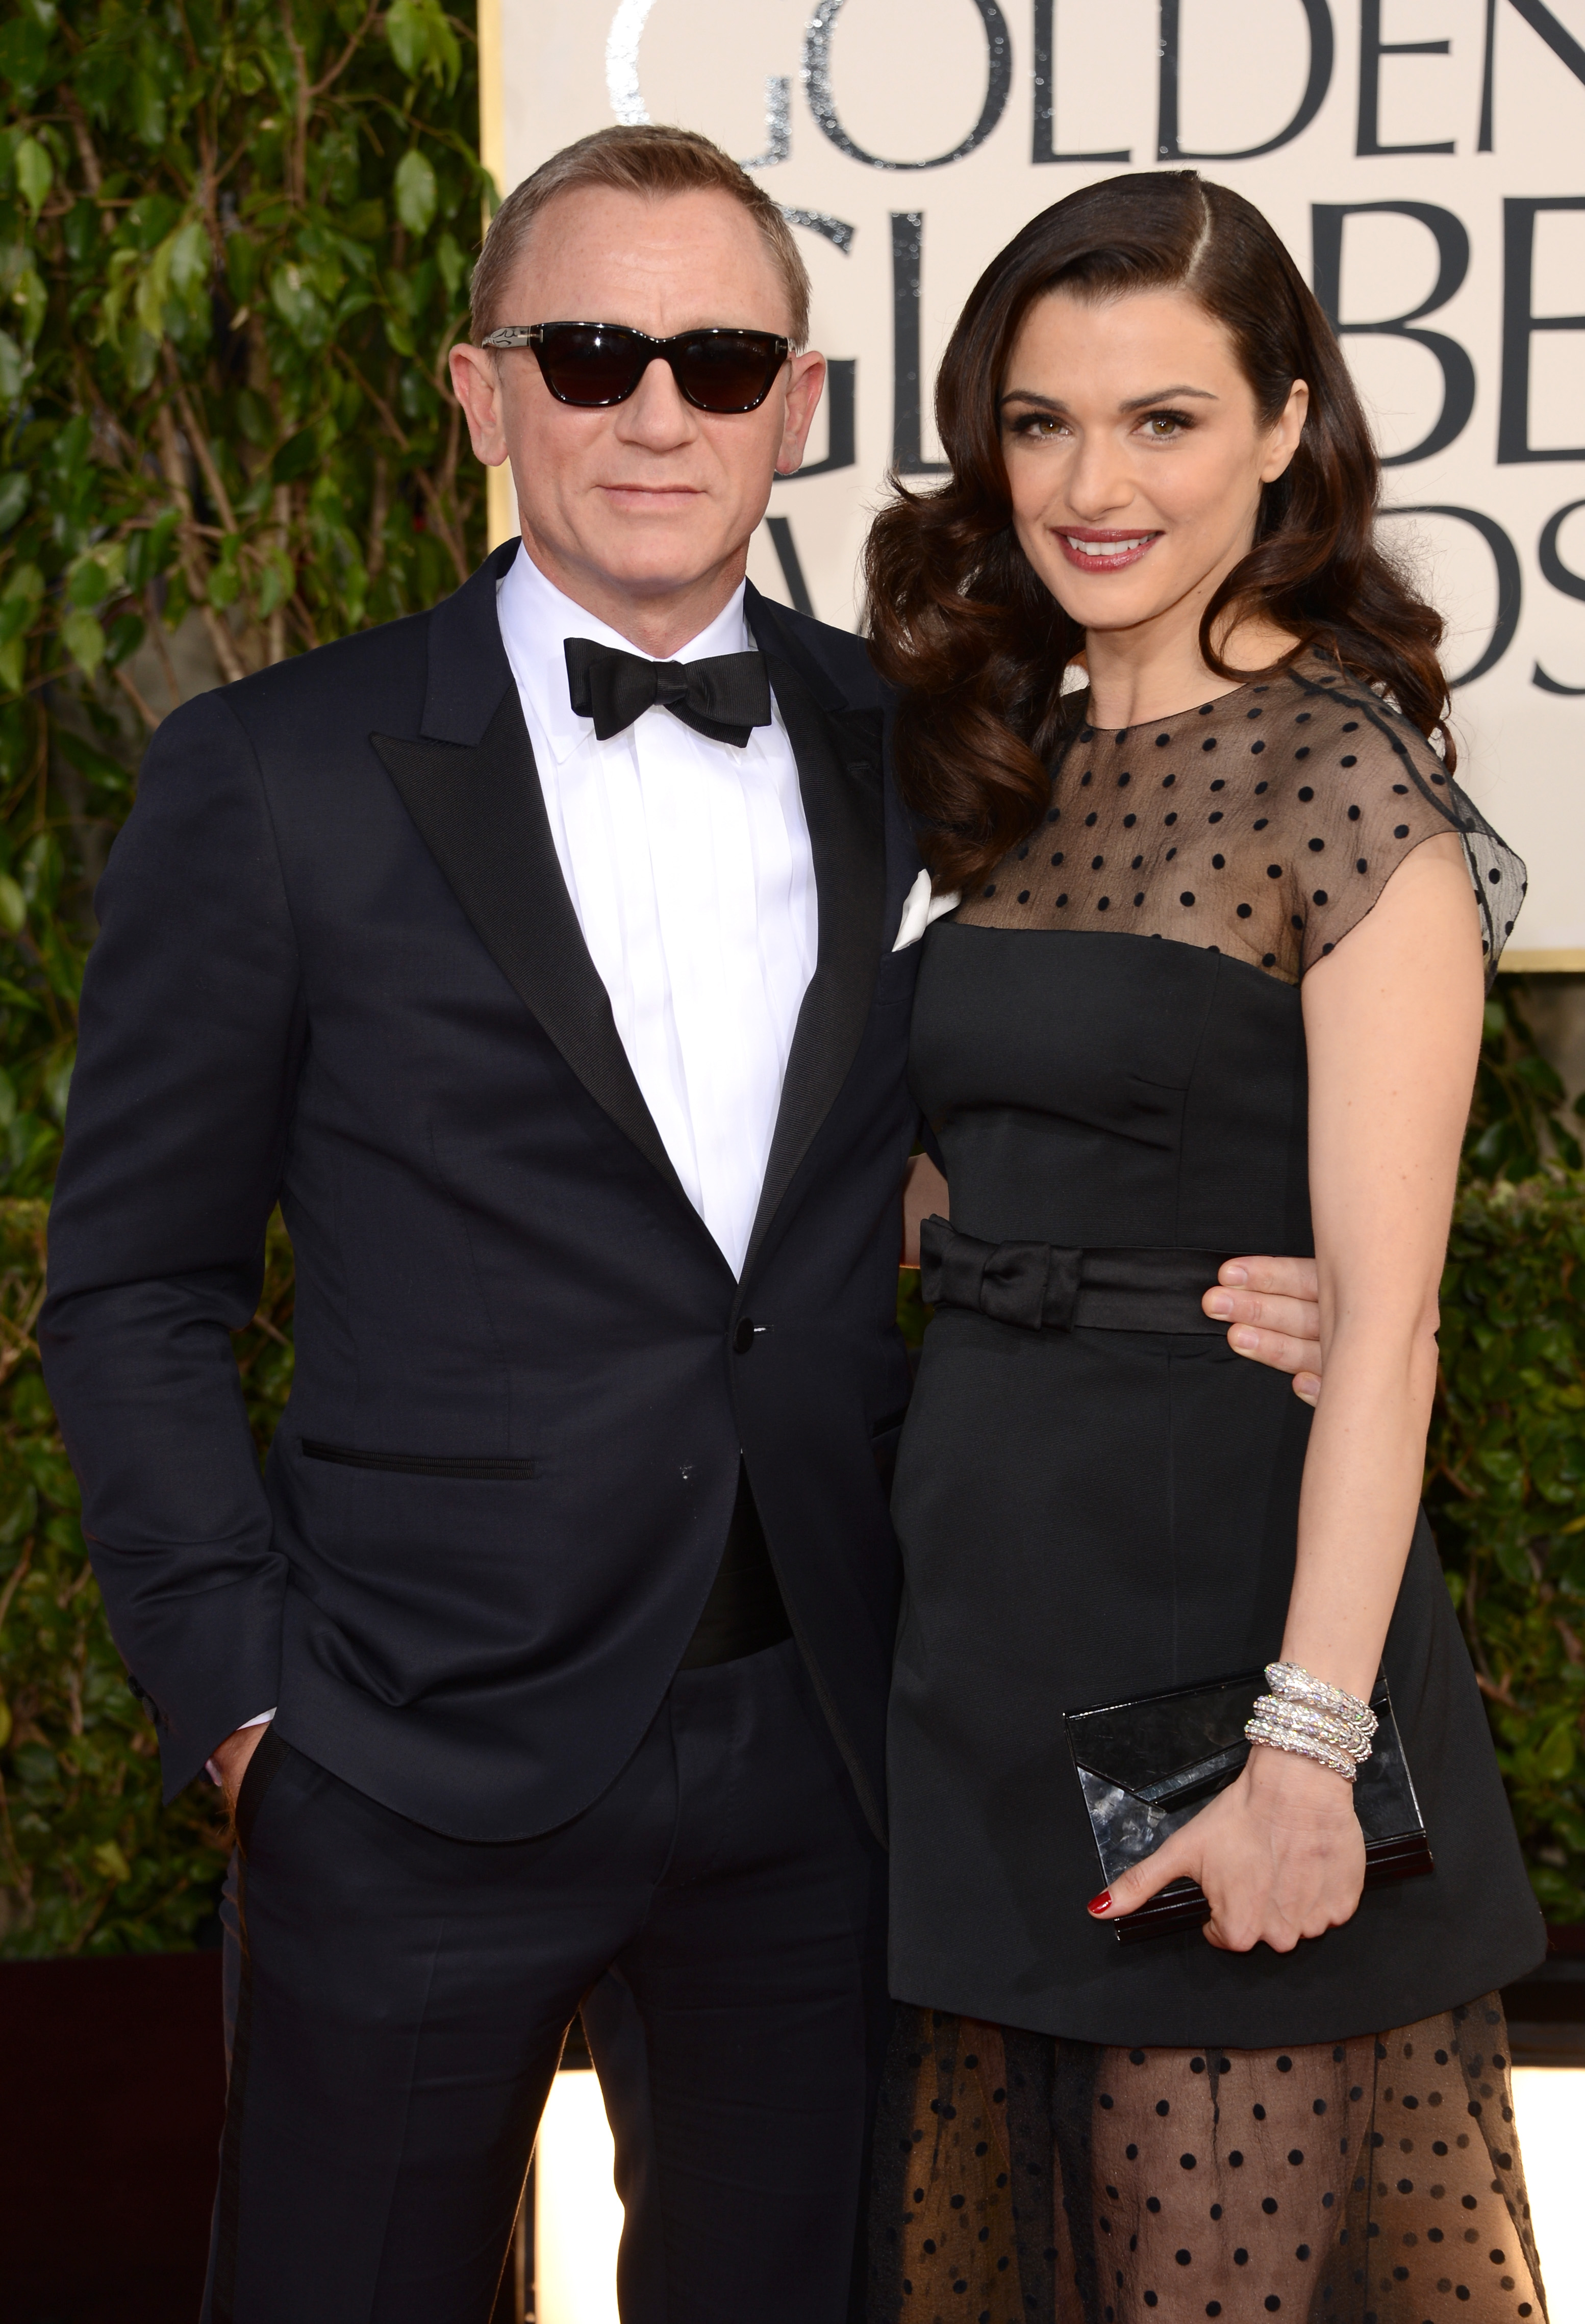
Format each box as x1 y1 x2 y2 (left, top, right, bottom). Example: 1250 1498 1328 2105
955 654 1526 988
1277 670 1527 983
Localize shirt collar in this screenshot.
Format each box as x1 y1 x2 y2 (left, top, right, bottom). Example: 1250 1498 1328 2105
495 540 753 769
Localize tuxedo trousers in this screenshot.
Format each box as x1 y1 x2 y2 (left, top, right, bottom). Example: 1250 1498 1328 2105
202 1638 890 2324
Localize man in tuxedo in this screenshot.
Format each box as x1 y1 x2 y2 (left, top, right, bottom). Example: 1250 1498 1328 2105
40 124 1322 2323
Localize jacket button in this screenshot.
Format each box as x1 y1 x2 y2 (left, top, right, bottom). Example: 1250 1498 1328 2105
732 1318 757 1355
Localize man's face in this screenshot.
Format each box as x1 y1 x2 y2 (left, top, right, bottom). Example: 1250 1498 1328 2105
451 187 825 633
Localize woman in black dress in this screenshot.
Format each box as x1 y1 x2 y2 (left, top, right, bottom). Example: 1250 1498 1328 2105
865 172 1548 2323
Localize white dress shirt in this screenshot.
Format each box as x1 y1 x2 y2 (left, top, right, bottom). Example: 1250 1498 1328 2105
495 545 818 1278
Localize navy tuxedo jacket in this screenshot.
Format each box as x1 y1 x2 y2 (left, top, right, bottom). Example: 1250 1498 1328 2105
40 546 925 1841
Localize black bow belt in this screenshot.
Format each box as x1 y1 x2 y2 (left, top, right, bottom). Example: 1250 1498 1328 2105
918 1216 1230 1336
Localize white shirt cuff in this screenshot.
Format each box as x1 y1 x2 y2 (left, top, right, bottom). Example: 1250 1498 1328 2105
206 1709 276 1787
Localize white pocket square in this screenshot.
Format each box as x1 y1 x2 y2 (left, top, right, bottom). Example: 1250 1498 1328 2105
892 869 962 952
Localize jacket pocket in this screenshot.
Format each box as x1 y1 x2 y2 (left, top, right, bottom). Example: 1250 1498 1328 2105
300 1439 538 1480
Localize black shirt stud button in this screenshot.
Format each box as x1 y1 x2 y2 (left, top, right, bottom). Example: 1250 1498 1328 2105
732 1318 757 1355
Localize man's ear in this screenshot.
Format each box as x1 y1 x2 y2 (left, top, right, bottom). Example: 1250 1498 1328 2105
774 350 827 478
449 342 511 468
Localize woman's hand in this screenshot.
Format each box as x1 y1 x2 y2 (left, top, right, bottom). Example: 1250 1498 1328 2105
900 1151 949 1268
1086 1746 1366 1951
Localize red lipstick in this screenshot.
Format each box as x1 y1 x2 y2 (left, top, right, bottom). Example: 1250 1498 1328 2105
1054 526 1162 572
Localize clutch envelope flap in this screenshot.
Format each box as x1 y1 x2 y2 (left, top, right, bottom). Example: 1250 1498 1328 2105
1068 1670 1265 1803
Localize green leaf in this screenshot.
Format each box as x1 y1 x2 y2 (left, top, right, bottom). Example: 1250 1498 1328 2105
134 237 175 342
0 475 23 533
67 544 125 609
272 428 320 484
226 229 259 309
386 0 461 87
63 197 98 266
105 611 144 668
0 330 26 406
13 135 52 219
269 263 330 349
1 561 43 609
256 548 295 618
60 608 105 679
206 535 242 611
12 263 46 351
386 0 426 76
127 193 182 255
91 1838 131 1885
0 877 28 934
394 149 438 239
0 20 51 106
131 66 167 148
167 218 212 302
435 231 465 300
125 509 180 591
1534 1719 1578 1785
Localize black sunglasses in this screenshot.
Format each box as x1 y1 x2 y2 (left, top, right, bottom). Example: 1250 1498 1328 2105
480 321 791 413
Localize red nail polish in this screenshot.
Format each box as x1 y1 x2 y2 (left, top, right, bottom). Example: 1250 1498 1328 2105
1088 1889 1112 1914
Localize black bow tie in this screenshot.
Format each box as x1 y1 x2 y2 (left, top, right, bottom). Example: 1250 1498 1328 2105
564 636 773 749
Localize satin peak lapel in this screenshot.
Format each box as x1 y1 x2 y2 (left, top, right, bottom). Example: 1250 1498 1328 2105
371 685 694 1216
742 649 887 1278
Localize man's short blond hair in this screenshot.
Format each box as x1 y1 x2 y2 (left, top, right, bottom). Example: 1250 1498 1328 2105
470 125 812 349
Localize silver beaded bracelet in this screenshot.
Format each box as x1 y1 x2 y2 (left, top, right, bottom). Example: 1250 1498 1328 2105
1244 1662 1376 1783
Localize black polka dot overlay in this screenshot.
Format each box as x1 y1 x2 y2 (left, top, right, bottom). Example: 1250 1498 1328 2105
951 651 1523 985
871 1996 1544 2324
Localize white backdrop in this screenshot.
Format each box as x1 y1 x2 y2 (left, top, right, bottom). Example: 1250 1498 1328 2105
481 0 1585 963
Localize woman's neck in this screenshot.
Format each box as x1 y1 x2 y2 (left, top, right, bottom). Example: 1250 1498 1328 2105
1083 608 1299 730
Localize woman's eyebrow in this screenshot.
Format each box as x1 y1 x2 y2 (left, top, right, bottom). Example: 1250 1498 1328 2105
1118 384 1219 412
997 384 1221 415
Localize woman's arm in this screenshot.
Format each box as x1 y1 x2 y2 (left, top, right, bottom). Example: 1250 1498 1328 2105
1280 830 1482 1699
1090 831 1483 1949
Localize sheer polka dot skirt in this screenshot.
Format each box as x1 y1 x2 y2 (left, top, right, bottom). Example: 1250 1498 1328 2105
868 1997 1546 2324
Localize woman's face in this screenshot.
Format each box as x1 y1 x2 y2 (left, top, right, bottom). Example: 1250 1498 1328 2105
998 286 1307 646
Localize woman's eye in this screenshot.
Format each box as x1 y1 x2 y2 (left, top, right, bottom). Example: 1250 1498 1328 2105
1011 413 1065 439
1141 412 1188 439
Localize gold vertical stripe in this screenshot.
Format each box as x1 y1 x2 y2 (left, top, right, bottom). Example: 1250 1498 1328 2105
486 458 517 553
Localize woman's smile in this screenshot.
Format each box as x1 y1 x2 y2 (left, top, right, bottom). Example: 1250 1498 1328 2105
1054 526 1162 569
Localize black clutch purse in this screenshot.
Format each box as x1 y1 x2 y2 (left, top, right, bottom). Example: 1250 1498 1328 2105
1063 1668 1434 1944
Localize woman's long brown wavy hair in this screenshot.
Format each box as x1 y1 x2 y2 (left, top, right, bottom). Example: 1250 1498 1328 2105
863 171 1453 891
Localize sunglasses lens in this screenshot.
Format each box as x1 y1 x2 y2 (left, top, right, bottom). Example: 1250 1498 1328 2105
534 325 643 406
672 333 784 412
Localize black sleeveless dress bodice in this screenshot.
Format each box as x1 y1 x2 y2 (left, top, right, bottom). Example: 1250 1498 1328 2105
886 657 1543 2051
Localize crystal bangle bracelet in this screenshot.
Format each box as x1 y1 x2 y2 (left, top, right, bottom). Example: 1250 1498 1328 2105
1243 1661 1377 1783
1244 1715 1360 1782
1265 1661 1377 1738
